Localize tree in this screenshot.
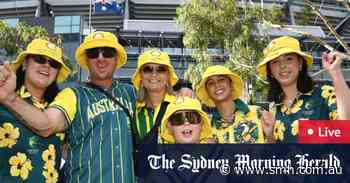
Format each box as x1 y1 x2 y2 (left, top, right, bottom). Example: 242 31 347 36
0 20 75 79
0 21 47 58
176 0 283 103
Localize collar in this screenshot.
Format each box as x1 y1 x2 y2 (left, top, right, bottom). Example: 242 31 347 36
211 99 250 119
136 93 175 108
17 85 48 109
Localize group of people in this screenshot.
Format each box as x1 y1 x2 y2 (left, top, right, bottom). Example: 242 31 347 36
0 31 349 182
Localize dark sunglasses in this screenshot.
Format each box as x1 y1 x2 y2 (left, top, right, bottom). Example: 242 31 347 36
29 55 61 69
142 65 168 74
86 47 117 59
169 111 201 126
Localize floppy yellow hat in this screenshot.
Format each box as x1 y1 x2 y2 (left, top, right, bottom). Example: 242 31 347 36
196 65 243 107
131 49 178 89
160 97 213 144
75 31 127 70
12 39 71 83
257 36 313 78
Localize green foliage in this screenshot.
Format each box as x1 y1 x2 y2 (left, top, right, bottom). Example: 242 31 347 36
0 21 76 79
296 5 313 25
0 20 48 57
177 0 283 103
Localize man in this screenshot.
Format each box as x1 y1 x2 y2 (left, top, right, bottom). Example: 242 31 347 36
0 31 136 183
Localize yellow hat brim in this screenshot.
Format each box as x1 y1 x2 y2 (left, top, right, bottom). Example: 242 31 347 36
161 99 213 143
12 51 71 84
257 48 313 78
196 66 243 107
75 39 127 70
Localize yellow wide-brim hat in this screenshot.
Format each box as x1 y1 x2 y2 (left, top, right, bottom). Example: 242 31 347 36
196 65 243 107
160 97 213 144
75 31 127 70
132 49 178 90
12 39 71 83
257 36 313 78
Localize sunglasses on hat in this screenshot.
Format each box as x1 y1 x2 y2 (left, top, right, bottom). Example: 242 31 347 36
86 47 117 59
29 55 61 69
142 65 168 74
169 111 201 126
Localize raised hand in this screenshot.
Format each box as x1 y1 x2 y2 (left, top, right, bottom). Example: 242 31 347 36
261 110 276 143
322 51 346 78
0 62 17 103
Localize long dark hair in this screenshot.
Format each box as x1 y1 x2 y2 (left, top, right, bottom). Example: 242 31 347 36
266 56 315 103
16 65 59 103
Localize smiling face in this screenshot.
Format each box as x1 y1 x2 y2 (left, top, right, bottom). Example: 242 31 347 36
205 75 233 104
167 110 202 144
268 53 302 88
140 63 169 93
86 47 118 86
23 56 59 90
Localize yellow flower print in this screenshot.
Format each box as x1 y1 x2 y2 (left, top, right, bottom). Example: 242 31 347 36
290 100 303 114
273 120 286 141
0 123 20 148
291 120 299 136
42 144 56 162
9 152 33 180
329 111 337 120
55 133 65 141
43 167 59 183
281 105 288 114
321 85 335 100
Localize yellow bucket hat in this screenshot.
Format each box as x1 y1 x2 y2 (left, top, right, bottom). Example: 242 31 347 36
131 49 178 89
75 31 127 70
257 36 313 78
12 39 71 83
196 65 243 107
160 97 213 144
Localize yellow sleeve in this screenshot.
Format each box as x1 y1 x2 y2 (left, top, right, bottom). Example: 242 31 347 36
49 88 77 124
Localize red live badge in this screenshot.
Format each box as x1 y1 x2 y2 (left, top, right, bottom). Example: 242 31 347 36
299 120 350 144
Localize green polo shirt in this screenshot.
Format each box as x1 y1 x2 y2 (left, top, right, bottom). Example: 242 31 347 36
50 81 136 183
273 85 338 143
0 86 63 183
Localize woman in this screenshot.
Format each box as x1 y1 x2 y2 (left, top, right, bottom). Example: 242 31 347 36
160 97 213 144
196 65 265 143
257 36 350 143
0 39 71 182
131 49 178 144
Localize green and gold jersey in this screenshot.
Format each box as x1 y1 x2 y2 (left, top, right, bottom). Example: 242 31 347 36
0 86 63 183
273 85 338 143
209 99 264 144
135 94 175 142
50 81 136 183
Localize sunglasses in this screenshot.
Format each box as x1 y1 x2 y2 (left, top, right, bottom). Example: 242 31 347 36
86 47 117 59
169 111 201 126
29 55 61 69
142 65 168 74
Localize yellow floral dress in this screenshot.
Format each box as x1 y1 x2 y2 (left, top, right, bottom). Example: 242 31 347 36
273 85 338 143
208 99 264 143
0 86 63 182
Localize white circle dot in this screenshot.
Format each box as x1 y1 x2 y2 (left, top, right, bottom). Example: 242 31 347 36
307 129 314 135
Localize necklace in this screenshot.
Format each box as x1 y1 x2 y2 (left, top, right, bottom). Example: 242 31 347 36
219 115 234 129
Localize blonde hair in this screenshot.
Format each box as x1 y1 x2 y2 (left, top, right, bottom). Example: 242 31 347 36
137 82 174 103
